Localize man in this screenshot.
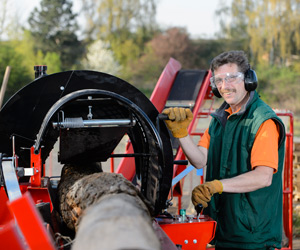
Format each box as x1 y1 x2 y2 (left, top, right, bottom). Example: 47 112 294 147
163 51 286 250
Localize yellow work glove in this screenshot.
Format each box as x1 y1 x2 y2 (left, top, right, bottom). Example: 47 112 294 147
162 107 193 138
191 180 223 208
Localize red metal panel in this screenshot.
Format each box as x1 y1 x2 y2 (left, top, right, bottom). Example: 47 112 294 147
0 221 26 250
0 188 13 225
7 192 56 250
159 215 216 250
116 58 181 180
19 183 54 211
27 187 53 211
0 190 27 250
150 58 182 112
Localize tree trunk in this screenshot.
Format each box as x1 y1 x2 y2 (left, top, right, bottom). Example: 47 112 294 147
57 164 160 249
72 193 161 250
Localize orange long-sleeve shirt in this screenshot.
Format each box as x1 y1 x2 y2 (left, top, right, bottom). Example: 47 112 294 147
198 107 280 172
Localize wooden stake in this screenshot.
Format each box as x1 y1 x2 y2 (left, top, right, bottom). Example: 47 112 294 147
0 66 11 108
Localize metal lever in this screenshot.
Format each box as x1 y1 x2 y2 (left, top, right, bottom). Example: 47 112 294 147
173 160 188 165
158 113 169 120
0 155 22 201
195 204 203 220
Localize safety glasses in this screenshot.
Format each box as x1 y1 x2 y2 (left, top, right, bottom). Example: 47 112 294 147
210 72 244 87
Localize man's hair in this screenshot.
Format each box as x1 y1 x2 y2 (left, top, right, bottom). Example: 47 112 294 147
210 50 249 74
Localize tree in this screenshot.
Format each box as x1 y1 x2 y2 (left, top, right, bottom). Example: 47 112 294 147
192 38 245 70
79 0 157 41
81 40 121 75
28 0 83 70
0 0 22 41
216 0 300 66
124 44 162 93
0 42 31 101
125 27 243 93
44 52 62 74
256 64 300 115
13 30 62 75
150 28 188 64
125 27 198 93
79 0 158 68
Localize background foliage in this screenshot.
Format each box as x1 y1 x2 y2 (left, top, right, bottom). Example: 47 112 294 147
0 0 299 134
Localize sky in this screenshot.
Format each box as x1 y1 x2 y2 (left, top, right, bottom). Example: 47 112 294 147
14 0 223 39
156 0 222 38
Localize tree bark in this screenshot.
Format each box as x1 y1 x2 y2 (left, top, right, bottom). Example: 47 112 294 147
57 164 160 249
72 193 161 250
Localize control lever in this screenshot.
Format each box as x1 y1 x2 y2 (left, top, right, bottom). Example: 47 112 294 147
195 204 203 220
158 113 169 120
173 160 188 165
156 113 172 136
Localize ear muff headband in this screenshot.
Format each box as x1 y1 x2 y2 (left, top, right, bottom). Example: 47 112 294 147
211 69 258 98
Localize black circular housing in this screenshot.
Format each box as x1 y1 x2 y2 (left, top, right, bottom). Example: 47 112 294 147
0 70 173 215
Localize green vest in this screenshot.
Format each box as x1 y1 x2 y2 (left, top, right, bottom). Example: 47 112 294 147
205 91 286 249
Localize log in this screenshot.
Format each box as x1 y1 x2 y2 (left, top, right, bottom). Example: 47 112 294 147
57 162 103 230
57 163 160 249
72 193 161 250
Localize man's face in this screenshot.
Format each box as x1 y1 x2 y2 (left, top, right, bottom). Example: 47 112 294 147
214 63 249 112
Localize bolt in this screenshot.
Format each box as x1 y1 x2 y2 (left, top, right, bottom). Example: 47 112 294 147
193 239 197 244
184 240 188 244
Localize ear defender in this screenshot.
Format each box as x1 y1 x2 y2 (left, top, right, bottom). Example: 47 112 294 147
244 69 258 91
211 84 222 98
210 69 258 98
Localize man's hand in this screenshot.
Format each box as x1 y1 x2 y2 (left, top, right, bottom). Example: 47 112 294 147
162 107 193 138
191 180 223 208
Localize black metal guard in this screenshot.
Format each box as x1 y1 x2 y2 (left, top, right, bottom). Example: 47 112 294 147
0 70 173 215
